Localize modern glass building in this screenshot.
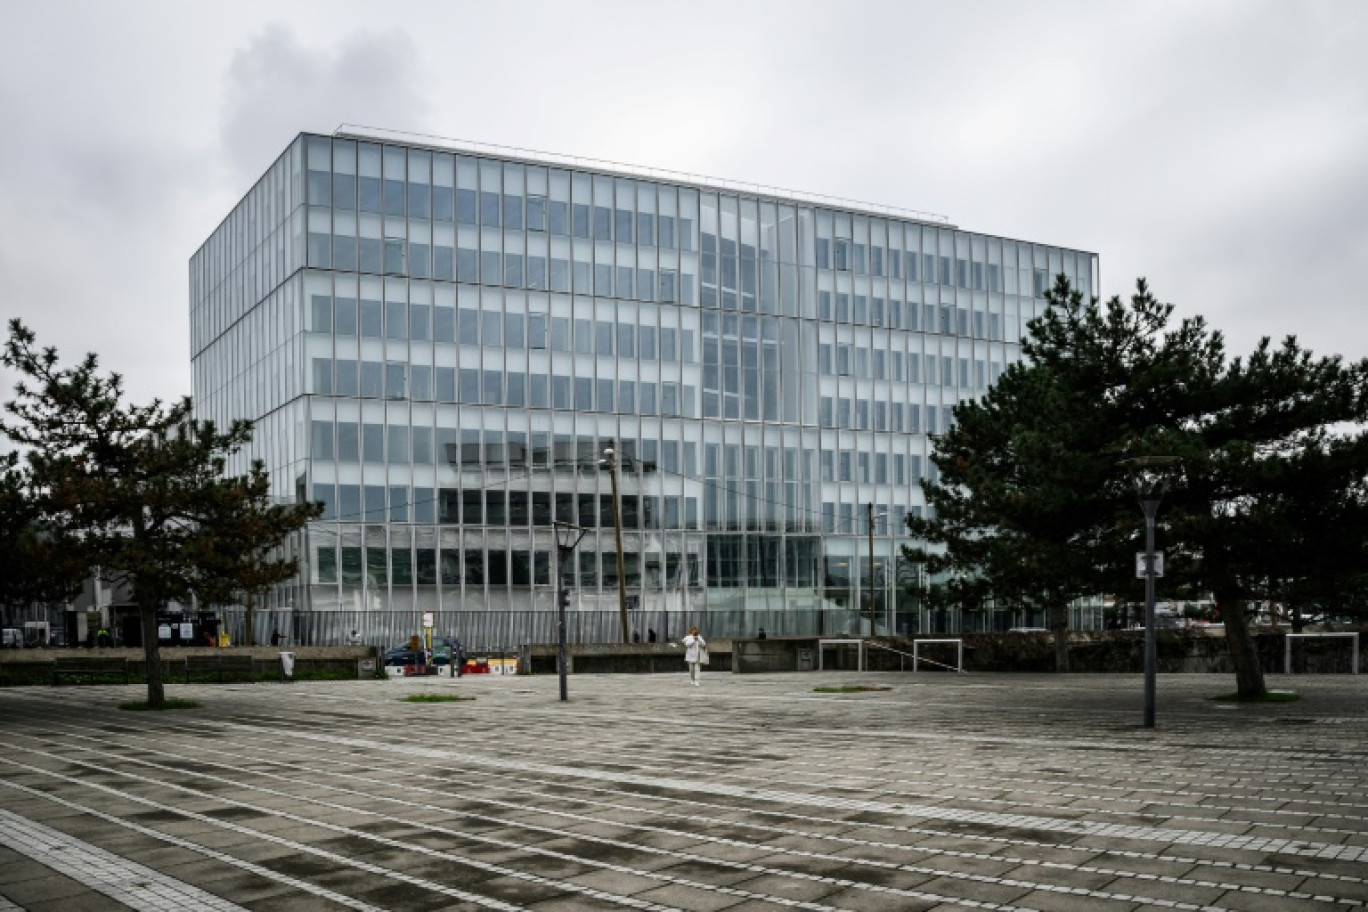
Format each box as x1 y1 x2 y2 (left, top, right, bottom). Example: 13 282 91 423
190 129 1098 647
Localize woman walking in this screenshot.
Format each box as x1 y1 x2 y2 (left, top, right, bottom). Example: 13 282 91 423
683 626 707 686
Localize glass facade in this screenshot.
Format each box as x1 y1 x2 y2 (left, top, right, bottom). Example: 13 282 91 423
190 131 1099 647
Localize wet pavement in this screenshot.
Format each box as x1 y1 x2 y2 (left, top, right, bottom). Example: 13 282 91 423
2 668 1367 911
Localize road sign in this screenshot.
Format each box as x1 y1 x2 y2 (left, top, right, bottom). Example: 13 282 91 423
421 611 434 629
1136 552 1164 578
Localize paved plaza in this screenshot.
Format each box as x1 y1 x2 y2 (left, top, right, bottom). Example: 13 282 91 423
1 669 1367 912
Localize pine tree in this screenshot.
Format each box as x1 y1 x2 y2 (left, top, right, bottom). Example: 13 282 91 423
0 455 84 627
1 320 318 707
907 279 1368 699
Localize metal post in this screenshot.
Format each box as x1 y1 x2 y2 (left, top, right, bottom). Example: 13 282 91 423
1142 498 1159 729
553 522 586 703
867 503 876 641
557 544 569 703
1122 454 1180 731
604 445 630 644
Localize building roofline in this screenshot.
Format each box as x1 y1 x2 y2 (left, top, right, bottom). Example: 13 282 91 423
333 124 957 229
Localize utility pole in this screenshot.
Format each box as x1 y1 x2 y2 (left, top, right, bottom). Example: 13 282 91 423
603 443 630 644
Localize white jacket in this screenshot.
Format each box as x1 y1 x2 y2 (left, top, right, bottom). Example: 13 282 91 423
683 634 706 663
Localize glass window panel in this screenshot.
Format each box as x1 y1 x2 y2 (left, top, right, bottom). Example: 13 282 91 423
408 183 430 220
389 486 410 523
527 195 546 231
459 368 480 402
483 370 503 405
458 307 480 344
456 189 477 224
364 486 386 522
339 485 361 522
336 360 359 397
480 191 501 226
312 358 333 394
482 310 502 347
504 312 524 348
433 184 454 221
360 362 383 397
503 194 523 230
311 420 334 459
388 366 407 401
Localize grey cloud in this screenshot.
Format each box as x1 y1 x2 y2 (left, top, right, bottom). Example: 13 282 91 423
218 23 431 179
3 0 1368 409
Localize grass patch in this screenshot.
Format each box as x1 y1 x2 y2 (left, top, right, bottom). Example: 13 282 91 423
814 685 892 694
401 693 474 703
1211 690 1300 703
119 698 201 711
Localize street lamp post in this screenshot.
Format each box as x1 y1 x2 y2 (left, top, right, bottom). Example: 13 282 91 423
1141 495 1160 728
866 503 886 639
1123 456 1180 729
554 521 587 702
602 444 630 644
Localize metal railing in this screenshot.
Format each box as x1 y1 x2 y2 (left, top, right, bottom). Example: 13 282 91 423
333 124 954 227
219 607 894 652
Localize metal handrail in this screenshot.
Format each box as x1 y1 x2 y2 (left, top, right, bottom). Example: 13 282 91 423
866 638 967 673
333 124 955 227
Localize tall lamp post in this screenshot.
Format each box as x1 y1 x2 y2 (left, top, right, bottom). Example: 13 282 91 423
866 503 886 638
1123 456 1180 729
602 443 630 644
553 521 587 702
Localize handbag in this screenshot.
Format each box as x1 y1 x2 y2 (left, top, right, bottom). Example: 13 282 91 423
698 643 710 666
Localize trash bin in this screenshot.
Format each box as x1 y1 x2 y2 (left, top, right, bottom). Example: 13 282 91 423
357 657 375 679
796 648 814 671
279 651 296 679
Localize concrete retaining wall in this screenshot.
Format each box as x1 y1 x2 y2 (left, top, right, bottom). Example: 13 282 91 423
521 629 1366 675
522 641 733 674
0 646 380 685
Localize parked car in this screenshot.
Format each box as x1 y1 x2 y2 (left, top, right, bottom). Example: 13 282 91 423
382 646 427 667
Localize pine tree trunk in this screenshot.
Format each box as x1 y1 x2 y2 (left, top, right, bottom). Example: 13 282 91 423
1216 594 1266 700
1050 602 1070 673
244 592 254 647
140 602 165 709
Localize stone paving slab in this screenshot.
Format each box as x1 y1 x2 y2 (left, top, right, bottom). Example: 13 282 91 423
2 671 1368 911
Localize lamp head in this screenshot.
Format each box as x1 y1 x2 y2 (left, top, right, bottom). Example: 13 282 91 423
1120 455 1181 498
553 520 587 550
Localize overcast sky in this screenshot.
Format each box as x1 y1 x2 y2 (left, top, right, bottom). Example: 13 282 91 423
1 0 1365 405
